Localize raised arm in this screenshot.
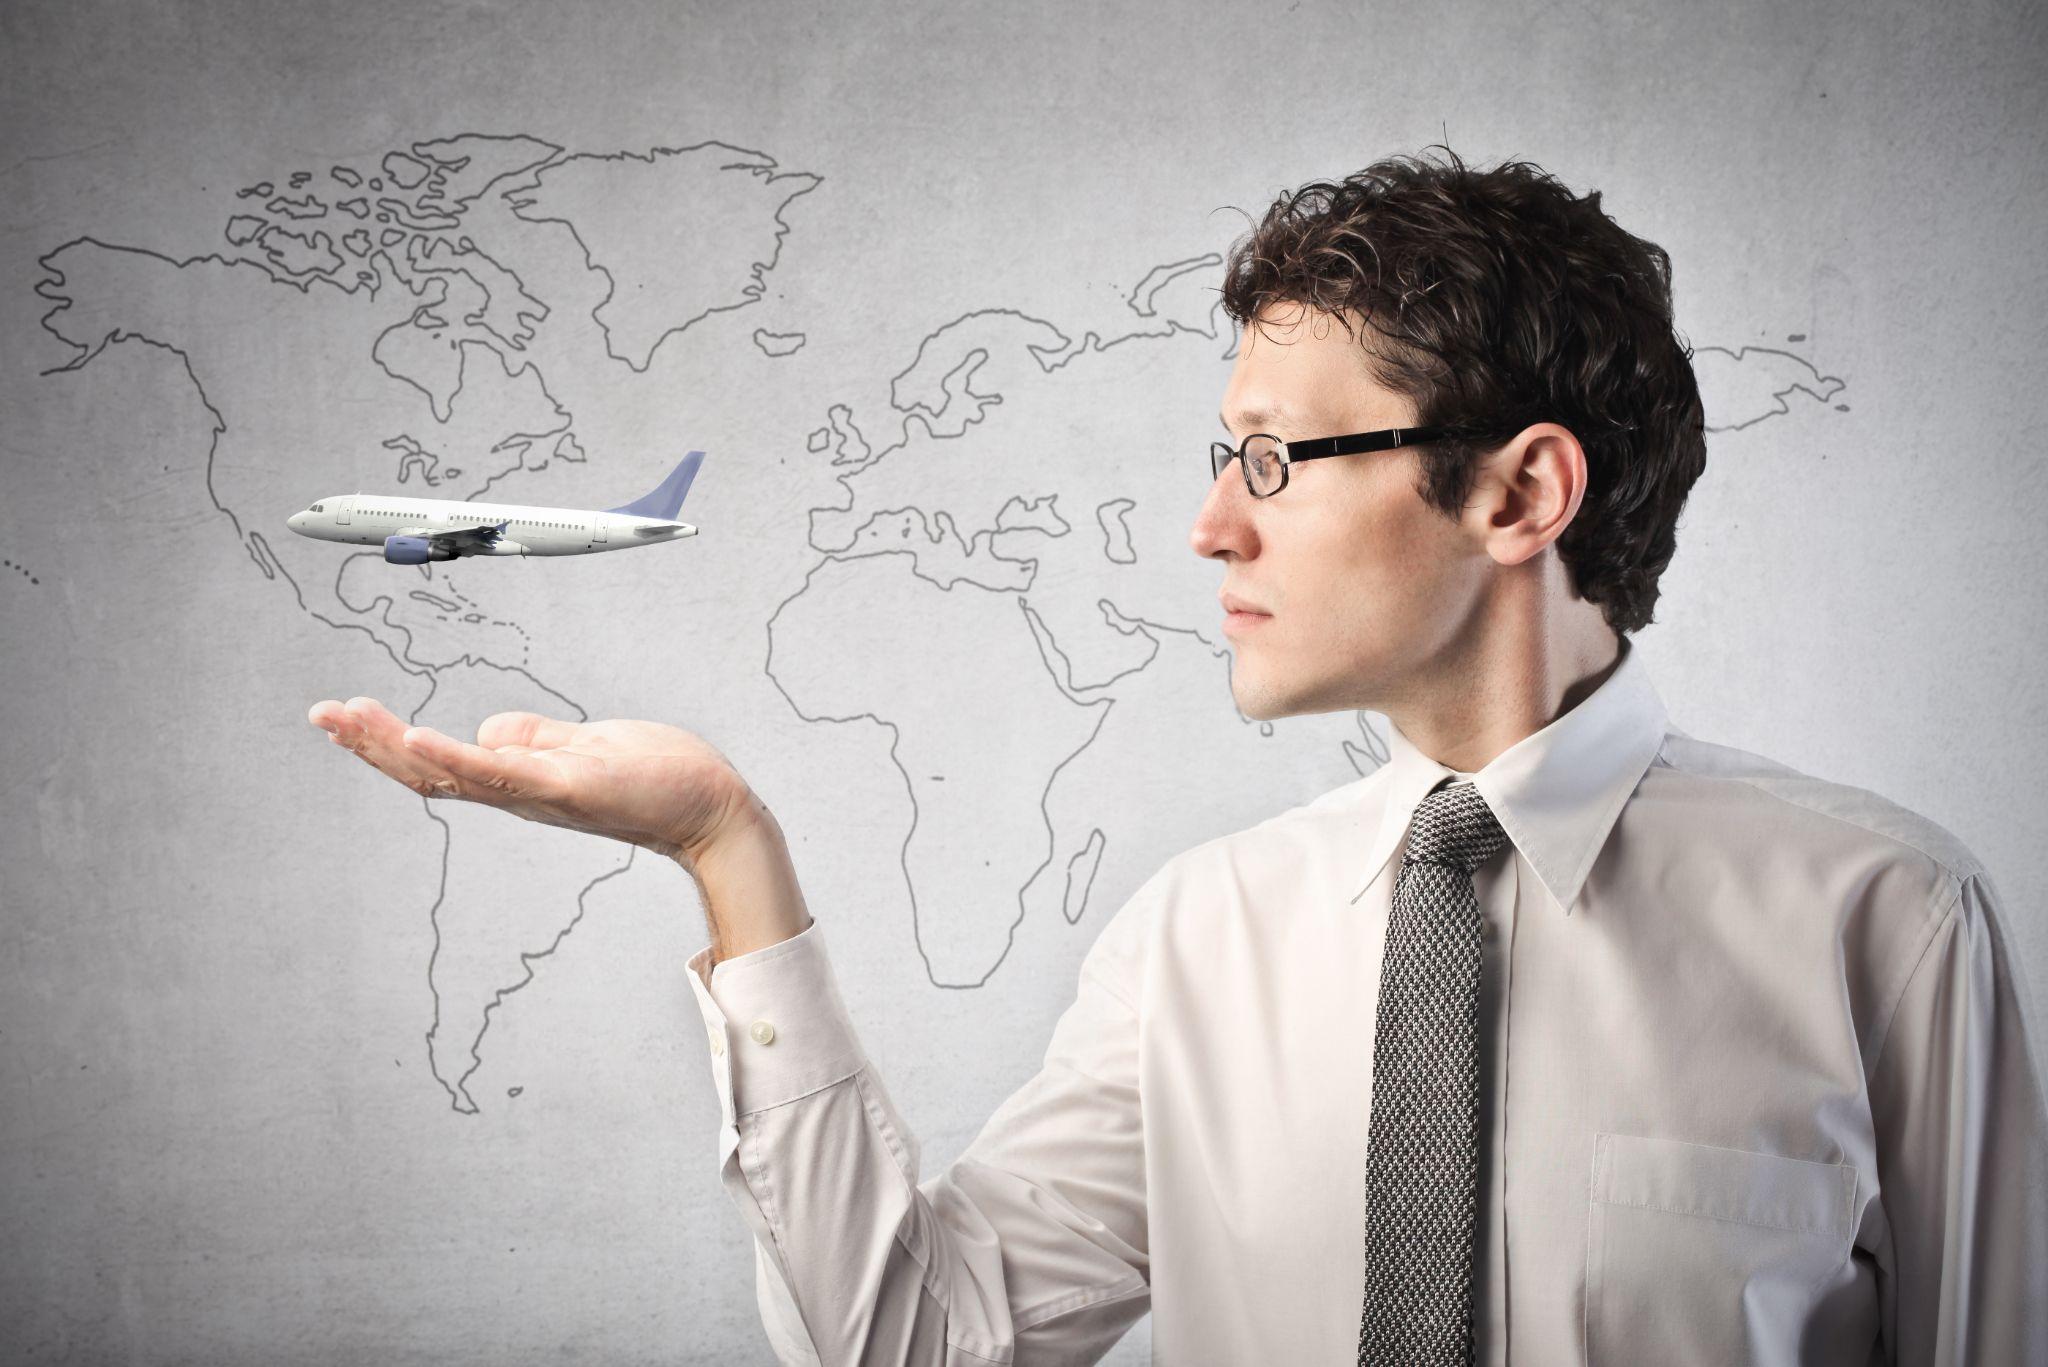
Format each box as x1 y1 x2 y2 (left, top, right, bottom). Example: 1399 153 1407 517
683 813 1154 1363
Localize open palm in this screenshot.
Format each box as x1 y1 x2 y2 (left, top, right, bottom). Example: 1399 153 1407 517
307 696 758 865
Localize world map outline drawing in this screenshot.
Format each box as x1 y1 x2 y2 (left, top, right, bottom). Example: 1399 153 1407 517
32 130 1846 1115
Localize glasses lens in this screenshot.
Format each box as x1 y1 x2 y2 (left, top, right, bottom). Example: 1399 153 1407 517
1244 435 1283 495
1211 441 1235 482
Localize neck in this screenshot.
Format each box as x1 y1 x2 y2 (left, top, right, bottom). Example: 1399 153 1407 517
1383 574 1623 775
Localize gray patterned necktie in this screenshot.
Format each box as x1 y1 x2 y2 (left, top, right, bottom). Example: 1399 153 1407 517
1358 778 1511 1366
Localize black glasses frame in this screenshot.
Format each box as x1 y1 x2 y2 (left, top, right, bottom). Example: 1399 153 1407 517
1210 425 1457 498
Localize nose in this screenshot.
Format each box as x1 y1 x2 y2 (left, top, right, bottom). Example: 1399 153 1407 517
1188 465 1256 562
288 512 305 530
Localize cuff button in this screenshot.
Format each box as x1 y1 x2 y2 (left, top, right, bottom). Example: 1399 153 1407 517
749 1020 776 1045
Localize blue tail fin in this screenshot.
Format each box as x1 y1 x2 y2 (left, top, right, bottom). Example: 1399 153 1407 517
606 451 704 520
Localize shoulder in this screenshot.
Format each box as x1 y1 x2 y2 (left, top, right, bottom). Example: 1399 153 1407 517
1116 768 1386 951
1161 767 1382 875
1648 727 1986 889
1092 770 1389 921
1080 768 1385 988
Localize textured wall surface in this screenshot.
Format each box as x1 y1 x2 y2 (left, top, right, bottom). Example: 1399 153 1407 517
3 0 2044 1361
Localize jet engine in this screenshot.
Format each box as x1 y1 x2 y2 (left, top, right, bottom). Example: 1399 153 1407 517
383 534 455 564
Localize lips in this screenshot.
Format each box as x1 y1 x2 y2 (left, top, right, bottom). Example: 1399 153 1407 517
1220 592 1270 615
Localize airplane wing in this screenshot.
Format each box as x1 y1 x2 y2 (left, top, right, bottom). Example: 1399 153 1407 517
424 519 511 552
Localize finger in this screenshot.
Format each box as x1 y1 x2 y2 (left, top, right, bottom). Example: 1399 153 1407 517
316 698 381 753
475 711 582 751
342 696 410 750
333 697 451 792
402 725 565 802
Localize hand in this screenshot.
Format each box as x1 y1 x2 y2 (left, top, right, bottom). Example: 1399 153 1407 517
307 696 763 867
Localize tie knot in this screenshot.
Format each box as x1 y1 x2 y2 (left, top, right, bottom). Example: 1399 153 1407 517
1402 778 1511 875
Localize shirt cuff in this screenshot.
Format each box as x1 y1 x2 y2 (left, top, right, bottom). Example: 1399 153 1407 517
684 919 868 1120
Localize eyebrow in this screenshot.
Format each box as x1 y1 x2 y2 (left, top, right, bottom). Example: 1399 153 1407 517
1219 407 1291 434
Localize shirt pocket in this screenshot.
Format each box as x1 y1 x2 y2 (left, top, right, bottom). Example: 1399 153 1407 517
1585 1131 1857 1367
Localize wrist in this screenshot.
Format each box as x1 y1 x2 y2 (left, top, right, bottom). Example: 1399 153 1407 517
680 801 812 965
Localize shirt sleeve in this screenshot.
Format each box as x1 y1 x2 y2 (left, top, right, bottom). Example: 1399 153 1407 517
1866 868 2048 1364
683 888 1155 1364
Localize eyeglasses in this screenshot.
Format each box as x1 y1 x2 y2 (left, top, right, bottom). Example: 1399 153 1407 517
1210 426 1457 498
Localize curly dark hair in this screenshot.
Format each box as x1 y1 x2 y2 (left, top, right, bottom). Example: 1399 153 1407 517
1219 145 1707 636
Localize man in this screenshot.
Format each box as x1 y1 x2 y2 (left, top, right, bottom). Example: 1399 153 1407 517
312 148 2048 1363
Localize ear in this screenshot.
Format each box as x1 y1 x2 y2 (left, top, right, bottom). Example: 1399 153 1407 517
1481 422 1585 566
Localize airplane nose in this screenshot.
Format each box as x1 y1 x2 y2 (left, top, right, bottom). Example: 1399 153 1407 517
287 512 304 530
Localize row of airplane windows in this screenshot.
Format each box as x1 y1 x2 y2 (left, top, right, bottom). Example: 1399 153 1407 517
312 501 587 530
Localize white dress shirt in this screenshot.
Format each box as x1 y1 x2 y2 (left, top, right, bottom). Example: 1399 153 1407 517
685 637 2048 1364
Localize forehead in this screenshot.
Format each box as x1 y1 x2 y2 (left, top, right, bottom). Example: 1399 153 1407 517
1220 301 1387 429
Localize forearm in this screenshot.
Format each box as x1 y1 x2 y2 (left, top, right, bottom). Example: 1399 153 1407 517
682 917 1152 1363
678 792 814 973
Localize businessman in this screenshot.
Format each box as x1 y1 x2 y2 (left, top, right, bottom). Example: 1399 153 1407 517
310 147 2048 1364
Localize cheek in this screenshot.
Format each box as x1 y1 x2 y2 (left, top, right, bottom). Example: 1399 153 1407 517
1315 503 1448 629
1332 486 1425 575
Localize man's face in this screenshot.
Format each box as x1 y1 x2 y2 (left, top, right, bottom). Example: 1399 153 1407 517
1191 301 1489 720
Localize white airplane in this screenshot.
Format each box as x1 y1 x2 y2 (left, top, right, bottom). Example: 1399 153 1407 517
285 451 704 563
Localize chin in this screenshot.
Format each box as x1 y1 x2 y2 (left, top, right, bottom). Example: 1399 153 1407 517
1230 675 1300 722
1234 666 1359 721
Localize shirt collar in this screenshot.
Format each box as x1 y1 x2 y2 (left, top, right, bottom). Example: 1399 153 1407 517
1349 636 1672 916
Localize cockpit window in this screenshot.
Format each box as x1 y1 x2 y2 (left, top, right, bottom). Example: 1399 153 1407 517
311 504 324 512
